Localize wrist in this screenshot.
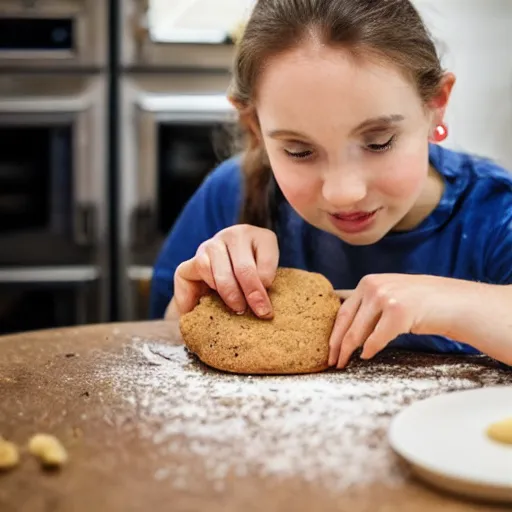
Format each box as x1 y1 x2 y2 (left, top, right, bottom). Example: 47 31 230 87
415 278 484 339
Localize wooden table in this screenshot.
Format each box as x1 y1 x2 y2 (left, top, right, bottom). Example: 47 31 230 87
0 321 510 512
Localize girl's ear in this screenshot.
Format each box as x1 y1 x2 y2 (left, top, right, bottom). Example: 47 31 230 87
228 95 244 111
228 96 262 145
427 72 456 130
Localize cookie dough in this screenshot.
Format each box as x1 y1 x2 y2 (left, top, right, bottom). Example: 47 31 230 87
28 434 68 467
486 417 512 445
0 437 19 470
180 267 340 375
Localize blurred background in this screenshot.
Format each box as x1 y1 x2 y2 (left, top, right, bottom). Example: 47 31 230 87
0 0 511 335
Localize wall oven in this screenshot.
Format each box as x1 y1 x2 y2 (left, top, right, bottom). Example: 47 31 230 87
120 0 254 70
119 73 237 319
0 0 107 69
0 74 106 265
0 73 107 332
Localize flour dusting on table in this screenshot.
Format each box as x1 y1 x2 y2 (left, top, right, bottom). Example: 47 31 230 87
97 340 509 492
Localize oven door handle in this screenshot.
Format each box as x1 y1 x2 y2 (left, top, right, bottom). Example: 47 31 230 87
74 202 97 246
131 203 158 247
72 79 104 246
131 106 158 247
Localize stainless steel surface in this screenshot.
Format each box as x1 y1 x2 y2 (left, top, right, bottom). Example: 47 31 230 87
140 93 235 121
0 74 106 251
0 266 99 284
0 0 107 68
128 265 153 281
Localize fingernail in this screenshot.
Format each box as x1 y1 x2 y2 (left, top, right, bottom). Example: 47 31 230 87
256 305 271 317
251 293 271 317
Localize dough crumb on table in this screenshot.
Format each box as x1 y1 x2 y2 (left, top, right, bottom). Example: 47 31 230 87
28 434 68 468
486 417 512 445
0 437 20 470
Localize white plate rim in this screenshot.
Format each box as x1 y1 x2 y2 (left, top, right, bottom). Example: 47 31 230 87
388 386 512 489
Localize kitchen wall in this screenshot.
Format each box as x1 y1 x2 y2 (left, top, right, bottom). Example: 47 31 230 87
413 0 512 169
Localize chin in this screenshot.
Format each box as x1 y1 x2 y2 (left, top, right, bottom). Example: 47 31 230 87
336 230 388 246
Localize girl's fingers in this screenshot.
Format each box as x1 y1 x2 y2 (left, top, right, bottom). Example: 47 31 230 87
206 240 247 314
361 300 407 359
173 258 210 314
336 299 381 369
194 242 217 290
328 292 361 366
174 227 280 318
229 238 274 319
253 230 279 289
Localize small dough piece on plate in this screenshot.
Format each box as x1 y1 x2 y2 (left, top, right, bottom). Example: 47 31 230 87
486 417 512 445
180 267 340 375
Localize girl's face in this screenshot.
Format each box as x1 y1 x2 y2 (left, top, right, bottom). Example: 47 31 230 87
255 41 452 245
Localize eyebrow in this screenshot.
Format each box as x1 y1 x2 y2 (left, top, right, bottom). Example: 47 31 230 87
353 114 405 133
267 114 405 140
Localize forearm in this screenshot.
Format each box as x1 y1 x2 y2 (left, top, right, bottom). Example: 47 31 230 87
427 281 512 365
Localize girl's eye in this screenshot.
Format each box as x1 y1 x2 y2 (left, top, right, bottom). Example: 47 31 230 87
284 149 313 160
366 135 395 152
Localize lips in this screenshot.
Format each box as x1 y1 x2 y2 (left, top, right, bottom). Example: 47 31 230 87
332 210 378 221
328 208 381 234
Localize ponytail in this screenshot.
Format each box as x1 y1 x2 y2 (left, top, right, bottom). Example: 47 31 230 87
239 145 274 228
228 102 283 231
227 90 284 232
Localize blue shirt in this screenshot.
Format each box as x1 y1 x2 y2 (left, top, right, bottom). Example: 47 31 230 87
150 144 512 355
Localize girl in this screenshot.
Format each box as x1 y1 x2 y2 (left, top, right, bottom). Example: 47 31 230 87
150 0 512 368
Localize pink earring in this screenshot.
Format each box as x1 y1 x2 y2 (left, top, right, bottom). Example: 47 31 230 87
433 123 448 142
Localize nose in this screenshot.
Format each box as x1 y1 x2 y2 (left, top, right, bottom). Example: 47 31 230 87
321 167 367 208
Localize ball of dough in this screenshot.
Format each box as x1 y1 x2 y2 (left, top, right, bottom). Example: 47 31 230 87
179 267 340 375
486 417 512 445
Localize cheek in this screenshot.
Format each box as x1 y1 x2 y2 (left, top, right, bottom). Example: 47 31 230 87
268 154 320 209
374 152 428 201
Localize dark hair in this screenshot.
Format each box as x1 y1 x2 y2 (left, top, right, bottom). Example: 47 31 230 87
228 0 444 230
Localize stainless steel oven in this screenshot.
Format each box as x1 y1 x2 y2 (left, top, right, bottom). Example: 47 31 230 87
0 0 107 69
121 0 254 69
119 73 237 319
0 74 106 266
0 73 108 328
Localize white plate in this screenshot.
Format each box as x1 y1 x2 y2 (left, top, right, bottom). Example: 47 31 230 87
388 386 512 503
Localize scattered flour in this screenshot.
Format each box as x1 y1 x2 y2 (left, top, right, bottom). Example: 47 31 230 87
97 340 508 492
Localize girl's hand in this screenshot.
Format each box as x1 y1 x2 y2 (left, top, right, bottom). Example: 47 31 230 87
173 225 279 318
329 273 461 368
